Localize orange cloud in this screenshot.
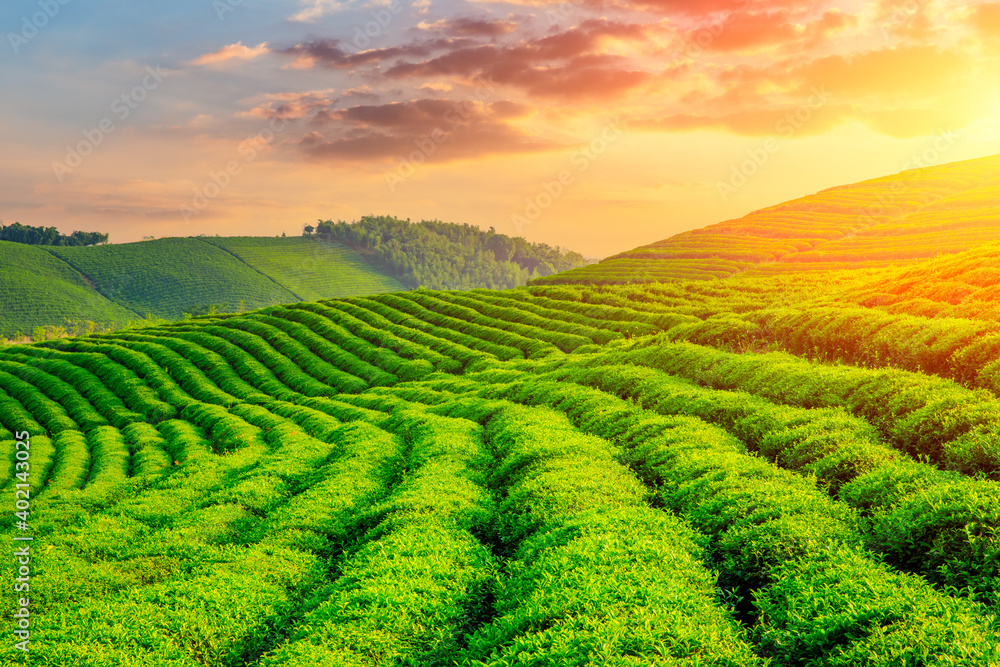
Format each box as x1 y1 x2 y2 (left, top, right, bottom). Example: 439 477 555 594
630 39 981 139
696 11 801 51
873 0 939 42
241 90 338 121
383 21 655 101
301 98 561 163
487 0 819 17
794 46 970 98
189 42 270 67
634 103 849 137
969 2 1000 35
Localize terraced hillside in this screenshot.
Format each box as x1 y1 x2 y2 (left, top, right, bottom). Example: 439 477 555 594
2 277 1000 665
201 236 405 302
45 238 298 320
0 242 139 338
0 237 403 337
538 152 1000 285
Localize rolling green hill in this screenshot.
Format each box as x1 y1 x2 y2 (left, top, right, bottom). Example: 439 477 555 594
46 238 299 320
0 241 140 338
315 215 588 290
202 236 404 301
537 152 1000 285
2 220 585 338
0 237 405 337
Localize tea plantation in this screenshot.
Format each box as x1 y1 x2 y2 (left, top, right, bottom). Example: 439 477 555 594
539 152 1000 285
2 268 1000 665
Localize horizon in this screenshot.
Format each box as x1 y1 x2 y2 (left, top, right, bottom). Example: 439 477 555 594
3 0 1000 258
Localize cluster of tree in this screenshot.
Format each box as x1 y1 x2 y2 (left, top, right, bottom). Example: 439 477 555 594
305 215 587 290
0 222 109 246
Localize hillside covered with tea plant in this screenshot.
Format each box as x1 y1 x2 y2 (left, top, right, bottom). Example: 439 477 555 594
1 219 585 340
3 264 1000 665
538 152 1000 285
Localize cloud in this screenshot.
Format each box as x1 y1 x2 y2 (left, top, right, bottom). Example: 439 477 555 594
793 45 970 98
632 42 981 139
873 0 939 42
969 2 1000 36
278 37 470 70
189 42 270 67
240 90 338 121
290 0 346 23
683 8 856 53
616 0 808 14
276 20 656 102
415 17 520 36
634 104 850 136
300 98 561 163
466 0 814 18
382 20 655 101
420 81 453 92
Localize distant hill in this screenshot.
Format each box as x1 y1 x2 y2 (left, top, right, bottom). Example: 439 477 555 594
0 236 403 338
314 215 588 290
201 236 404 302
0 241 138 338
1 218 590 339
535 153 1000 285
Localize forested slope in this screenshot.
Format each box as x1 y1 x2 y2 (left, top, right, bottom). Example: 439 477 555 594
313 215 588 289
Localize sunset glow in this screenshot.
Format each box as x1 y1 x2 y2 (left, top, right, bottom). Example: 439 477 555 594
3 0 1000 257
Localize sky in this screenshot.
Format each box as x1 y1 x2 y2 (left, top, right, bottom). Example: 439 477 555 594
2 0 1000 258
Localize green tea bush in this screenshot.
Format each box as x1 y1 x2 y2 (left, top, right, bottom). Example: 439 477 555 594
291 301 457 373
457 404 763 666
474 374 1000 663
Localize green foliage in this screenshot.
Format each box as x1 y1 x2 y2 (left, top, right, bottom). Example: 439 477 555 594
0 222 107 246
317 215 586 289
470 372 1000 664
260 412 493 666
459 405 762 666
